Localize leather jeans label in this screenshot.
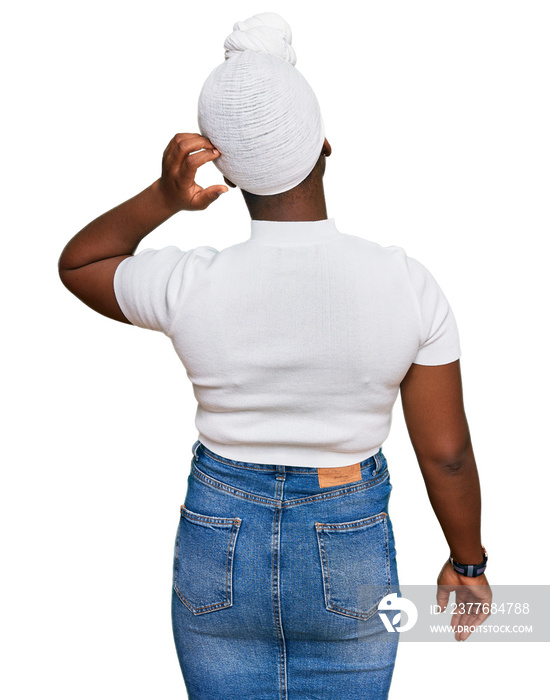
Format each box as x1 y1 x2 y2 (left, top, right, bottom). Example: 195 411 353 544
317 462 362 488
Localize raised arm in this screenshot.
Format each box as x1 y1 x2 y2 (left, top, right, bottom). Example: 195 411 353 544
58 133 227 322
400 359 492 640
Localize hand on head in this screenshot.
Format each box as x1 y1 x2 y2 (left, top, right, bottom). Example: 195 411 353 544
158 133 228 212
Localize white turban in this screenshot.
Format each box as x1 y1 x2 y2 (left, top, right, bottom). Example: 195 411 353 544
197 13 325 196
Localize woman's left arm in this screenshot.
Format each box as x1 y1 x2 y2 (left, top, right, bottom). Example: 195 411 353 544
58 133 227 323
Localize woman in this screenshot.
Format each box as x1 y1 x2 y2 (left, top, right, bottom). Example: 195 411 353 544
58 12 491 700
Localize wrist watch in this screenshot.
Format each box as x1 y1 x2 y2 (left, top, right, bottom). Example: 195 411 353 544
449 546 488 577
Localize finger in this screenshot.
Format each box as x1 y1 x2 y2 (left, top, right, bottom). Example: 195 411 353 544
456 609 484 641
173 132 213 146
468 607 490 629
190 184 228 210
457 616 476 641
449 609 461 631
477 607 491 625
162 138 177 166
183 148 222 174
436 587 451 613
173 150 221 195
162 136 185 171
162 133 207 164
165 137 218 176
460 612 478 632
174 133 216 157
163 133 196 160
453 613 470 641
166 132 213 153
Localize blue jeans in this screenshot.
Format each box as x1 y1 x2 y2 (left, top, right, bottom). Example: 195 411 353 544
171 441 401 700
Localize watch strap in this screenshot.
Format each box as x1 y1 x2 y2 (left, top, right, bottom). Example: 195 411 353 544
449 546 488 577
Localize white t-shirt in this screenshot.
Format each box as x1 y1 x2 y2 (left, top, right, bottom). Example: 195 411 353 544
114 218 461 467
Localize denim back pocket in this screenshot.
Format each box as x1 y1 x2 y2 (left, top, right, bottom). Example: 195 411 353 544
173 505 242 615
315 511 392 620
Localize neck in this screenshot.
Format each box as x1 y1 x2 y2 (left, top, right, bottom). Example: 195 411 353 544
242 180 328 222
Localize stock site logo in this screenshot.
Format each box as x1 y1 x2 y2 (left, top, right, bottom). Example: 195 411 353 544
378 593 418 632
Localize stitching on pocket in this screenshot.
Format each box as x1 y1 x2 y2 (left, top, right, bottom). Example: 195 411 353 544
173 506 242 615
315 511 392 621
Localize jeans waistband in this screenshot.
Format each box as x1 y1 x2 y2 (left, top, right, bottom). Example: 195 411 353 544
191 440 386 477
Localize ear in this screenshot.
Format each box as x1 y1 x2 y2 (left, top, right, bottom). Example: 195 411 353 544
322 138 332 158
224 176 237 188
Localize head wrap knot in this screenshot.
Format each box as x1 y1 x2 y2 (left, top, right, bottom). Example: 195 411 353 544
223 12 297 65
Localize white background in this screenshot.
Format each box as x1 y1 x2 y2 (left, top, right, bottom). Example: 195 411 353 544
2 1 549 697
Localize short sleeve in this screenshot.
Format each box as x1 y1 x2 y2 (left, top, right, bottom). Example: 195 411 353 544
113 245 217 334
405 255 462 365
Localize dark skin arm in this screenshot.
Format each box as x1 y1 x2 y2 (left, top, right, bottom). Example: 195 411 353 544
400 359 492 640
58 133 227 321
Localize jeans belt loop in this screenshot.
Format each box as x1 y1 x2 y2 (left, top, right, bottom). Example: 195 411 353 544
373 449 383 475
192 440 201 459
